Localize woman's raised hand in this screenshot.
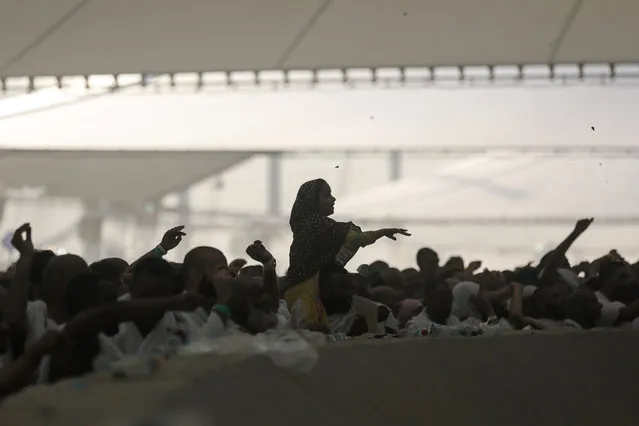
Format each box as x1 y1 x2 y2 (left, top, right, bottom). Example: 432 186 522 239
381 228 411 241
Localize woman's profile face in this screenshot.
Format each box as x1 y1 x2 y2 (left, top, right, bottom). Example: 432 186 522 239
317 182 336 216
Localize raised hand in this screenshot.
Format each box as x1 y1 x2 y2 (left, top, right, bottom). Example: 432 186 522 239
228 258 247 276
160 226 186 252
574 218 594 234
245 240 274 264
11 223 34 255
466 260 483 273
382 228 411 241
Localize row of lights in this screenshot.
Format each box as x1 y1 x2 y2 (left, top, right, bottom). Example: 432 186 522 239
2 63 639 93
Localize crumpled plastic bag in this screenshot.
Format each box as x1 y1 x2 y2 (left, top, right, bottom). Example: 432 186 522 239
180 329 322 374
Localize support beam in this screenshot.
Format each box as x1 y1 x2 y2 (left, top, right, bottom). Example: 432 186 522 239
268 153 282 215
389 150 402 181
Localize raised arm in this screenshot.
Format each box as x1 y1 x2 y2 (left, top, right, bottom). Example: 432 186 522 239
4 224 35 335
539 218 593 287
246 240 279 312
347 228 411 248
62 293 205 339
0 330 64 399
126 226 186 273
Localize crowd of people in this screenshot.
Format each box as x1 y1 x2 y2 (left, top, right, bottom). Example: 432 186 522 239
0 177 638 400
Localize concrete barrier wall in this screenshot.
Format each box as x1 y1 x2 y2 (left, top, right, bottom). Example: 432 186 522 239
2 331 638 426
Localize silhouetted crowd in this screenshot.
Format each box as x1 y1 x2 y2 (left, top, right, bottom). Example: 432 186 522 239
1 178 637 400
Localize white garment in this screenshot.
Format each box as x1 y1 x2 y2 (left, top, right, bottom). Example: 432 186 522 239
275 300 291 329
328 310 356 335
36 322 65 384
96 311 199 370
406 308 461 335
117 293 131 301
522 285 538 298
537 267 580 288
119 293 208 330
25 300 54 348
527 318 582 330
558 269 580 290
175 308 209 330
407 307 515 337
595 291 626 327
23 300 63 383
453 281 539 316
288 299 311 330
374 303 399 333
451 281 481 320
197 310 235 340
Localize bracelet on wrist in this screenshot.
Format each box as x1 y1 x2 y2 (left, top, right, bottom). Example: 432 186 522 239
153 245 167 257
212 304 231 318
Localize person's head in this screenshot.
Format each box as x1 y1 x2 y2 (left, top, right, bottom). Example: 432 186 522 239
599 258 639 304
228 276 277 334
90 257 128 293
397 298 423 328
238 265 264 279
91 257 128 276
443 256 465 274
379 268 404 290
130 257 175 299
41 254 88 316
472 269 503 291
416 247 439 274
401 268 422 293
563 289 602 330
65 271 118 318
369 260 389 274
425 283 453 325
181 246 232 298
512 266 540 287
368 260 390 288
289 179 335 228
530 283 572 320
319 265 356 315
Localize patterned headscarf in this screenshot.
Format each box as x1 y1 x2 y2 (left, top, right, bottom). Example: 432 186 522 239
287 179 352 286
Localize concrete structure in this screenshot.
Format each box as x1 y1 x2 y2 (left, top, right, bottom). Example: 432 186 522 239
2 331 638 426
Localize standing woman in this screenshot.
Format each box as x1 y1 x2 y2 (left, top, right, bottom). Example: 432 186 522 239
285 179 410 331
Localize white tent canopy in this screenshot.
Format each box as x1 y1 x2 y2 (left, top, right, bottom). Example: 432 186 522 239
1 0 638 78
3 86 639 151
0 150 252 203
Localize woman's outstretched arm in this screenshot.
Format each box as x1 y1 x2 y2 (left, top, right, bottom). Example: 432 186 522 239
347 228 411 248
